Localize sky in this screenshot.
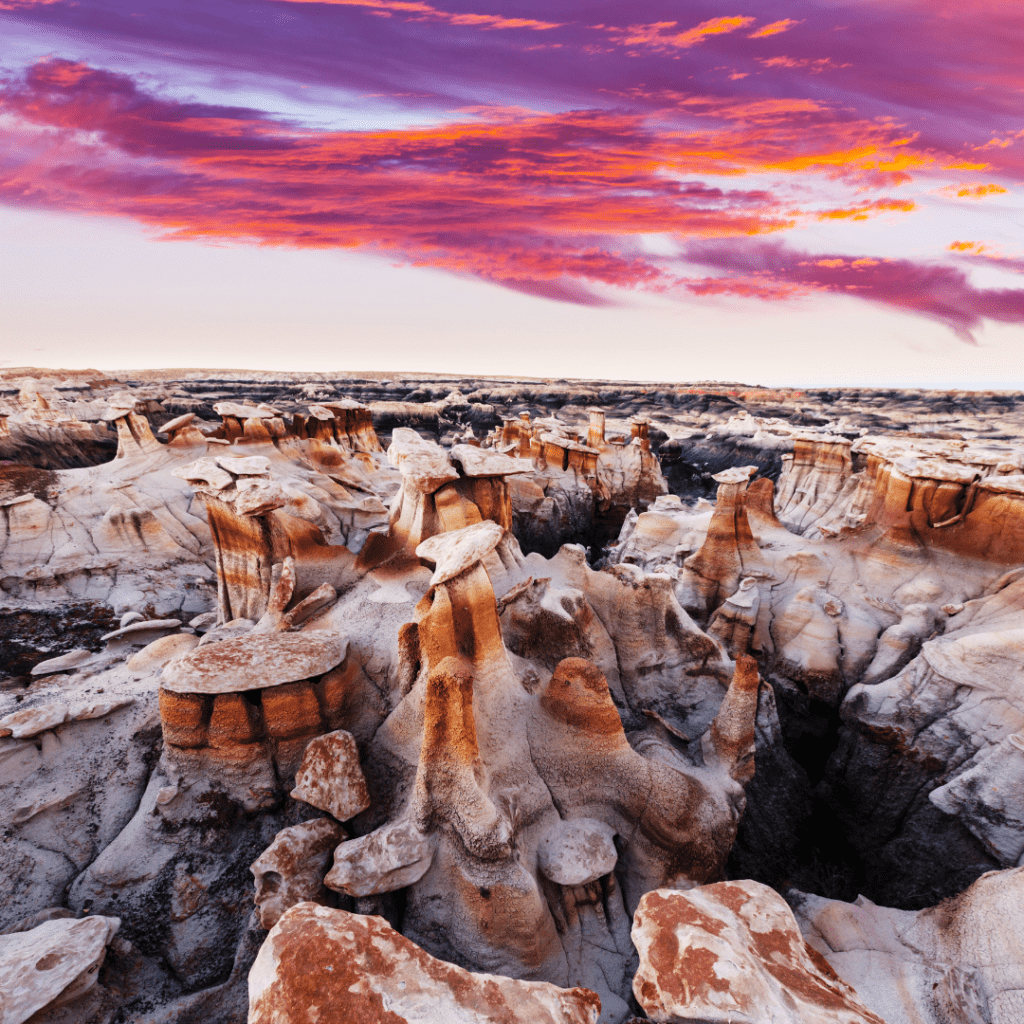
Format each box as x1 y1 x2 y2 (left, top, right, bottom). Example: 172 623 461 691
1 0 1023 385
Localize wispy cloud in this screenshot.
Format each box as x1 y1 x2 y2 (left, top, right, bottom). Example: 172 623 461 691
609 15 756 53
273 0 561 30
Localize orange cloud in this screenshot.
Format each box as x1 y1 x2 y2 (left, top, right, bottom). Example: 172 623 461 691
938 182 1009 198
816 198 916 220
275 0 561 30
613 15 756 52
749 19 800 38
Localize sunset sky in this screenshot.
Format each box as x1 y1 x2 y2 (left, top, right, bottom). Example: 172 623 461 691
1 0 1022 384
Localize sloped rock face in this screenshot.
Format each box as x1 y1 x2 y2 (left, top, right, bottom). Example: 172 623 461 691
824 579 1024 906
248 902 601 1024
793 866 1024 1024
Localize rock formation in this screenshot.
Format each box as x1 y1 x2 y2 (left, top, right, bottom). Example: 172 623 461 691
4 369 1024 1024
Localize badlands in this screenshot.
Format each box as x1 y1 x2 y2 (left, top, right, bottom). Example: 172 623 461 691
1 367 1023 1024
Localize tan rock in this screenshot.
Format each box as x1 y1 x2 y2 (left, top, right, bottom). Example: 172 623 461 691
0 702 70 739
451 444 530 477
415 520 505 586
290 730 371 821
126 632 200 671
248 903 601 1024
250 819 347 930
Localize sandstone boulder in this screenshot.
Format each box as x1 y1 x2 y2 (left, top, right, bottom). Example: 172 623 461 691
632 882 885 1023
248 902 601 1024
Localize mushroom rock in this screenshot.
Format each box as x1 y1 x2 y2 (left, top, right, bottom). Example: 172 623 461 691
0 914 122 1024
105 407 165 459
680 465 764 621
412 526 509 674
248 902 601 1024
379 431 528 571
159 631 358 802
389 427 460 493
792 866 1024 1024
632 882 886 1024
320 398 383 453
160 411 207 448
319 528 754 1022
250 819 348 930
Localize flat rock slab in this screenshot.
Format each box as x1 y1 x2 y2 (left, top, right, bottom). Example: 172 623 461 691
249 902 601 1024
451 444 531 477
0 915 121 1024
162 632 348 693
416 520 504 586
632 882 886 1024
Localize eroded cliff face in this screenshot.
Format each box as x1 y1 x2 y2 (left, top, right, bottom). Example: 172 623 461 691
3 370 1024 1024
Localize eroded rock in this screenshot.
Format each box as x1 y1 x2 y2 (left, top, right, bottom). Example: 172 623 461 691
248 902 601 1024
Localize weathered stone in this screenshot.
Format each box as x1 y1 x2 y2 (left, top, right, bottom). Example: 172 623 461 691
248 903 601 1024
159 688 210 747
632 883 886 1023
290 729 370 821
537 818 618 886
0 702 70 739
0 915 121 1024
250 819 347 930
262 680 324 741
208 692 265 747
